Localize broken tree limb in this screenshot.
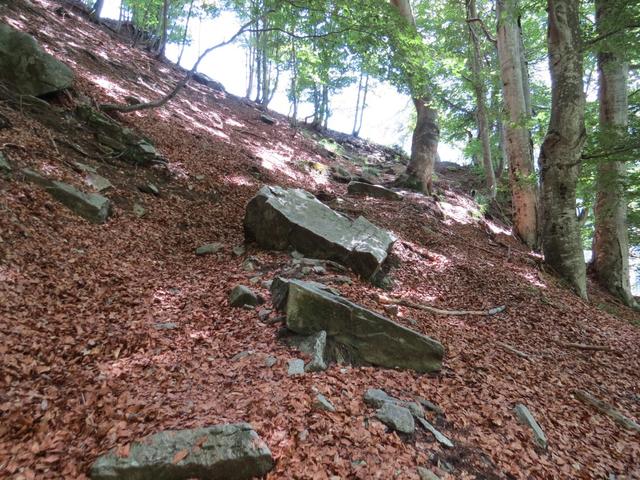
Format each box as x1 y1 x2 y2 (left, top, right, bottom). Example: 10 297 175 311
382 297 505 317
574 390 640 432
497 342 531 360
553 339 618 354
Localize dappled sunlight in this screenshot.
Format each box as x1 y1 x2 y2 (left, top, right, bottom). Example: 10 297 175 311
88 74 128 98
439 200 477 225
518 270 548 289
225 174 257 187
255 145 298 179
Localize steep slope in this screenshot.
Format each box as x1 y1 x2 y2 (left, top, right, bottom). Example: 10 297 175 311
1 1 639 479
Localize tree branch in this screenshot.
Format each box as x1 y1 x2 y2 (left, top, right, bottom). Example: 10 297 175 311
466 18 497 44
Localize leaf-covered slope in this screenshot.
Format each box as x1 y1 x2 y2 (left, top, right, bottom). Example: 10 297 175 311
0 1 639 479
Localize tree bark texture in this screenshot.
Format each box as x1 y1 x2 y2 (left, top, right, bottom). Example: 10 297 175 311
539 0 587 298
496 0 539 249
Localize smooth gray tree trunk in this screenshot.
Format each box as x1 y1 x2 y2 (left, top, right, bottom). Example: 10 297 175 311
539 0 587 298
592 0 636 307
496 0 539 249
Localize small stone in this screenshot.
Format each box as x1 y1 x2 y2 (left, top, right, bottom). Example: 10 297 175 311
416 417 454 448
195 242 223 256
233 245 246 256
0 152 11 172
291 250 305 260
138 183 159 196
264 356 277 367
74 161 97 173
287 358 305 376
231 350 251 361
417 467 441 480
312 265 327 275
301 266 312 275
153 322 178 330
249 276 261 284
242 259 256 272
260 113 276 125
229 285 260 307
384 304 399 316
84 173 113 192
133 203 146 218
258 309 271 322
313 394 336 412
364 388 395 408
195 174 205 181
403 401 425 419
416 397 444 416
375 402 415 434
261 280 273 289
298 429 309 442
304 330 328 373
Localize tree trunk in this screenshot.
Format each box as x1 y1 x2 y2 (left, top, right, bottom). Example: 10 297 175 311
466 0 496 197
156 0 169 59
539 0 587 298
355 73 369 137
91 0 104 19
390 0 439 194
496 0 539 249
352 70 364 136
592 0 635 306
177 0 195 66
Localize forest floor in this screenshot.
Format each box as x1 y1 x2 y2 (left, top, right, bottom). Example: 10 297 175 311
1 1 640 479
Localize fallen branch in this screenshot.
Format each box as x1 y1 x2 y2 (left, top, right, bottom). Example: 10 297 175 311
497 342 531 360
574 390 640 432
100 16 264 113
382 297 505 317
554 340 617 354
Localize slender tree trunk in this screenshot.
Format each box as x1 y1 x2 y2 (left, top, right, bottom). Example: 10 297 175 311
539 0 587 298
496 0 539 249
245 38 254 98
177 0 195 66
390 0 439 194
322 85 330 130
289 38 298 125
466 0 496 197
352 70 364 136
156 0 169 59
592 0 635 306
356 73 369 136
496 118 507 180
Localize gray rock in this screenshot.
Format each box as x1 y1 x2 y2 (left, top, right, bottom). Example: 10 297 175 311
257 309 271 322
153 322 178 330
0 152 11 172
231 351 251 361
303 331 328 372
375 402 415 434
364 388 395 408
0 23 73 97
287 358 305 376
74 162 98 173
403 401 425 419
192 72 225 92
330 166 352 183
229 285 260 308
233 245 246 257
133 203 146 218
272 278 443 373
264 356 277 368
417 467 441 480
291 250 305 260
314 394 336 412
416 397 443 416
244 186 396 279
196 242 223 256
90 423 273 480
347 181 402 201
260 113 276 125
139 183 159 196
22 169 111 223
416 417 454 448
514 403 547 450
85 173 113 192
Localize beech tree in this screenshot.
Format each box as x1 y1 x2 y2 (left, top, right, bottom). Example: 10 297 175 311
539 0 587 298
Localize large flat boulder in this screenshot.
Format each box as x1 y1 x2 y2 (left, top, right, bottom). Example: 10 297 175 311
90 423 273 480
0 23 73 96
244 186 395 279
22 169 111 223
272 278 444 373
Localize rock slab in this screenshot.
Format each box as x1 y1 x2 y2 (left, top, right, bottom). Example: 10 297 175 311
229 285 260 308
347 181 402 201
22 169 111 223
90 423 273 480
272 278 444 373
375 402 415 434
244 186 396 279
0 23 73 96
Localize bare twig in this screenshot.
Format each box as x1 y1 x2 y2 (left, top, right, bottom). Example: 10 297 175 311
466 17 497 44
553 339 618 353
382 297 506 316
575 390 640 432
497 342 531 360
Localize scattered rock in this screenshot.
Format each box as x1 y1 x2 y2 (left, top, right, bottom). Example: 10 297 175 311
0 23 74 96
0 152 11 172
287 358 305 376
257 308 271 322
330 166 352 183
416 417 454 448
244 186 396 279
416 397 444 416
291 250 305 260
138 183 159 196
375 402 415 434
233 245 246 257
313 394 336 412
264 356 277 367
192 72 226 92
231 350 251 361
74 162 97 173
196 242 223 256
133 203 146 218
417 467 441 480
404 401 425 419
272 278 444 373
84 173 113 192
22 169 111 223
90 423 273 480
229 285 260 308
303 331 328 372
364 388 395 408
312 265 326 275
514 403 548 450
383 304 399 316
347 181 403 201
260 113 276 125
153 322 178 330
